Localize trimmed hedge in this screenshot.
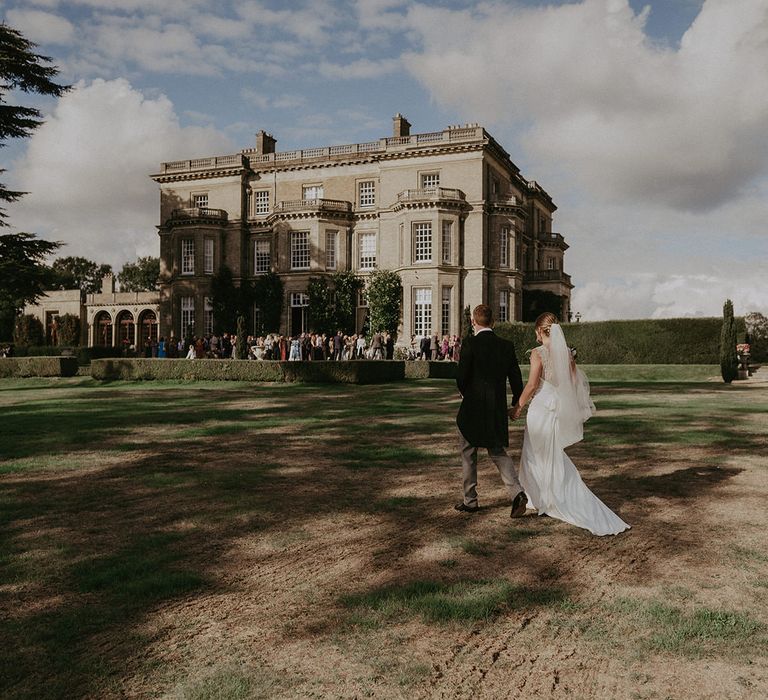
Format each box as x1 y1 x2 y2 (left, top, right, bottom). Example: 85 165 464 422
495 318 746 364
12 345 128 364
91 359 414 383
92 358 284 382
0 357 79 378
404 361 458 379
281 360 406 384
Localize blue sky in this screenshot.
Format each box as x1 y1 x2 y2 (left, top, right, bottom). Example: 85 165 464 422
3 0 766 319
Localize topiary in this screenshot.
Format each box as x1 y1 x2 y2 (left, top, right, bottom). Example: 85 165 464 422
720 299 738 383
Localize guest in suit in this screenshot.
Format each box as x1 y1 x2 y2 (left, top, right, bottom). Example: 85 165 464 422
333 330 344 360
370 331 384 359
419 335 430 360
455 304 527 517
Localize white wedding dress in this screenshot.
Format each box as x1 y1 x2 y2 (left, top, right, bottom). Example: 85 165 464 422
519 329 630 536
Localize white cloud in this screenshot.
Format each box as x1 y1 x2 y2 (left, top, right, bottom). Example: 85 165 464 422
318 57 400 79
69 0 209 13
400 0 768 319
9 79 233 268
403 0 768 213
572 272 768 320
356 0 409 30
235 0 343 46
4 8 76 44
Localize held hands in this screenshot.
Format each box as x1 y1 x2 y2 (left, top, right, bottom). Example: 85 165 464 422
508 403 523 420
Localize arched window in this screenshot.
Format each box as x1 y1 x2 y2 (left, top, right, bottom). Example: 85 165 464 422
139 310 158 348
116 310 135 348
94 311 113 347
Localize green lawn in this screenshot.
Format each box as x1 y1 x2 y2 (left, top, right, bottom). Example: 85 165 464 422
1 374 767 699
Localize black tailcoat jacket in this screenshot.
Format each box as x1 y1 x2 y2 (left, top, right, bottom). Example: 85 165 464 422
456 330 524 448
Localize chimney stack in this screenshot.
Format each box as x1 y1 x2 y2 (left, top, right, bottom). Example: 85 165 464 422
255 130 276 155
392 113 411 138
101 273 115 295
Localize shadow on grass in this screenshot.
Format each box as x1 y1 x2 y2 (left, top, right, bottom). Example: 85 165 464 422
1 377 765 697
598 465 741 501
1 531 205 699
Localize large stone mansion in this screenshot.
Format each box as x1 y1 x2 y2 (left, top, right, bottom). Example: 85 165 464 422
25 115 572 349
153 114 572 343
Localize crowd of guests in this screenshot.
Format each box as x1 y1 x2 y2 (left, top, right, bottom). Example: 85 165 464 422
143 331 462 361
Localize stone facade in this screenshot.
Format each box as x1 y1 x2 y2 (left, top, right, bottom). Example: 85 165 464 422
24 274 160 350
23 289 86 345
151 115 572 342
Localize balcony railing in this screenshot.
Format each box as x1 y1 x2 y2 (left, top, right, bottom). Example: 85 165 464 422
538 231 566 245
396 187 466 203
160 154 244 174
492 196 522 207
524 270 572 285
169 207 228 221
272 198 352 214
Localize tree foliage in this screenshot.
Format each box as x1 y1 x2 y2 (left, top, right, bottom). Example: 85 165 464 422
745 311 768 362
366 269 402 339
117 256 159 292
50 256 112 294
56 313 80 346
252 271 284 334
12 313 44 346
211 267 284 335
210 266 247 333
332 270 362 334
0 232 61 339
0 232 60 309
307 271 362 335
307 276 334 335
1 23 70 224
720 299 738 383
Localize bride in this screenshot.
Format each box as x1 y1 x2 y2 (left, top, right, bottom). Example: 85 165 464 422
512 313 630 536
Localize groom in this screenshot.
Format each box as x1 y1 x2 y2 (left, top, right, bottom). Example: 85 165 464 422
455 304 528 517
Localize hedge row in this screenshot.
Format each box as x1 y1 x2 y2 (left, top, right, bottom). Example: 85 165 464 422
90 359 458 383
0 357 79 378
404 361 458 379
10 345 126 364
495 317 746 364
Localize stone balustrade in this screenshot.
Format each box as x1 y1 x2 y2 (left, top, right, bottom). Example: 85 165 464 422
538 232 567 246
160 154 244 173
396 187 466 203
160 126 487 173
272 198 352 213
524 270 572 285
493 196 520 206
169 207 228 221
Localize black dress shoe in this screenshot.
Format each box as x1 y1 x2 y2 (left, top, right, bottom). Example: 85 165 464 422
454 502 479 513
510 491 528 518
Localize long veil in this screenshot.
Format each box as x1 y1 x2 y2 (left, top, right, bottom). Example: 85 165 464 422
549 324 595 449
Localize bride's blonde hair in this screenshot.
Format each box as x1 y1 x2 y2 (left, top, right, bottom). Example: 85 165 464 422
535 312 558 337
